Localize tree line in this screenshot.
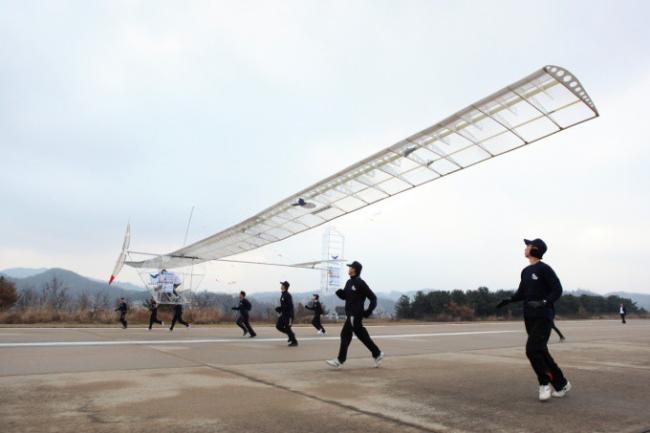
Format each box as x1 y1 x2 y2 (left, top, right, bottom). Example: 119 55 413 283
394 287 646 320
1 276 645 323
0 276 325 324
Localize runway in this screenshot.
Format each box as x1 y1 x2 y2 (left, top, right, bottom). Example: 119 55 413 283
1 320 649 433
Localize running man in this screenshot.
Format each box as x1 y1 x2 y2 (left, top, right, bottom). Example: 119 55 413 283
148 298 164 330
169 303 191 331
497 238 571 401
115 297 128 329
232 291 256 338
275 281 297 346
619 303 627 323
327 261 384 368
305 293 326 334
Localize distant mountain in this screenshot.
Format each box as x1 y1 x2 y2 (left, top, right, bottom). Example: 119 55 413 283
0 267 49 279
87 276 145 293
568 289 602 296
7 268 148 303
607 291 650 310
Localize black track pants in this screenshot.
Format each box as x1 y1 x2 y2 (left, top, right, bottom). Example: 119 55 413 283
525 317 567 389
171 311 189 330
311 315 325 332
276 316 296 343
237 316 256 336
337 315 380 363
149 311 162 329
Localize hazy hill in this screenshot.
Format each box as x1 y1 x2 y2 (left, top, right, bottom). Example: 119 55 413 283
3 268 148 303
607 291 650 310
1 267 49 279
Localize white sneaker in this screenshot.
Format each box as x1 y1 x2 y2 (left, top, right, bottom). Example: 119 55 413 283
539 385 552 401
552 381 572 398
161 321 165 326
373 352 385 368
326 358 342 369
317 330 322 335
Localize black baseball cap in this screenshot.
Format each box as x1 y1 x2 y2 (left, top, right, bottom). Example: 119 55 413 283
280 281 290 289
524 238 547 259
346 261 363 274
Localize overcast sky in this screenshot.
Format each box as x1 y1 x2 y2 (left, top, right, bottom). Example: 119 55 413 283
1 0 649 295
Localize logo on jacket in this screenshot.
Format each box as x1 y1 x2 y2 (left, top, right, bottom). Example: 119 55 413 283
531 273 539 280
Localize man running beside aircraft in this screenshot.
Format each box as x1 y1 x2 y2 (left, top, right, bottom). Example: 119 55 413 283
232 290 256 338
115 297 128 329
170 303 191 331
497 238 571 401
147 298 164 330
305 293 326 335
276 281 298 347
327 261 384 368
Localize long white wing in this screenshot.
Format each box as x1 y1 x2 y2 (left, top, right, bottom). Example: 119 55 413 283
127 65 598 269
109 224 131 283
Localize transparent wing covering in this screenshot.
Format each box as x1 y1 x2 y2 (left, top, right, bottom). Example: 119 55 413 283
127 65 597 269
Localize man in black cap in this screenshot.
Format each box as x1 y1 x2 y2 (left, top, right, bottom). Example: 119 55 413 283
147 298 164 331
327 261 384 368
232 290 256 338
306 293 326 335
276 281 297 346
497 238 571 401
115 297 128 329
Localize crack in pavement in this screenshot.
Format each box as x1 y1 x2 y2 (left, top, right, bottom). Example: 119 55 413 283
145 345 450 433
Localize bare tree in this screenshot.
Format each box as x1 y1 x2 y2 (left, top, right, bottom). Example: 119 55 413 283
0 276 18 310
40 277 70 311
77 291 91 311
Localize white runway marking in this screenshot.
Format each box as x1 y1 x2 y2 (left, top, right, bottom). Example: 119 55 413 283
0 330 520 348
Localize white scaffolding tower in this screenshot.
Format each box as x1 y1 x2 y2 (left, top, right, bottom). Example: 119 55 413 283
321 227 345 293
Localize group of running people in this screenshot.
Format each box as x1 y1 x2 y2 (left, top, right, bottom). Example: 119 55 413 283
114 238 622 401
115 298 190 331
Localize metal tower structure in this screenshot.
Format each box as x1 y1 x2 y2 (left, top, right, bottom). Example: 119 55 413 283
320 226 345 293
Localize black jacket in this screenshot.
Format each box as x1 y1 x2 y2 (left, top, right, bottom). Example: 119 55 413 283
276 291 294 320
115 302 127 314
336 276 377 317
305 301 323 316
149 303 158 313
510 261 562 320
232 298 252 318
